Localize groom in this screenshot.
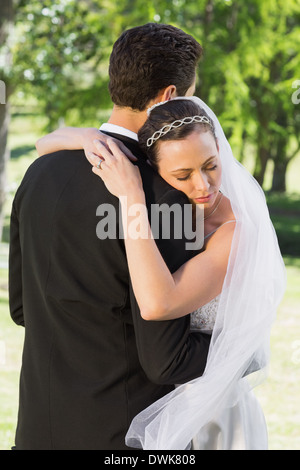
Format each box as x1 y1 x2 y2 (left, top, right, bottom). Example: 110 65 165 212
9 23 211 450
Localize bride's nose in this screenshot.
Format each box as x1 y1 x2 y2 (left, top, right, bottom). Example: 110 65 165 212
194 171 209 192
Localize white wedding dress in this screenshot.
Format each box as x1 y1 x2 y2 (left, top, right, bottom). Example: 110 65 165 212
181 295 269 450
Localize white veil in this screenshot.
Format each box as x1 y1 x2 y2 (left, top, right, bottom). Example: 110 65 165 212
125 96 286 450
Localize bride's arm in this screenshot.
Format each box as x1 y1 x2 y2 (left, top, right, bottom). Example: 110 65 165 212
36 127 101 156
88 139 236 322
36 127 137 161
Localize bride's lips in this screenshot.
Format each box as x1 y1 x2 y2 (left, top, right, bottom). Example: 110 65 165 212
193 194 213 204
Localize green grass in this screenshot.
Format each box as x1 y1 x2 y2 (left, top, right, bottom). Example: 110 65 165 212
1 110 299 450
0 246 24 450
255 256 300 450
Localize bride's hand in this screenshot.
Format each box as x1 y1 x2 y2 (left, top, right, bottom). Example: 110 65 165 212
86 139 143 199
82 129 137 163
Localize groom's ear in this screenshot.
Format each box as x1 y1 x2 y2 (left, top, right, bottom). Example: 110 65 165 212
146 85 177 112
158 85 177 103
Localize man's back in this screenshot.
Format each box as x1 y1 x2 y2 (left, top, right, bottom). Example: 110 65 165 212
9 139 210 449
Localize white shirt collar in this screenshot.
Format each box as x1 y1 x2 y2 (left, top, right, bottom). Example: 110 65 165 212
99 123 138 142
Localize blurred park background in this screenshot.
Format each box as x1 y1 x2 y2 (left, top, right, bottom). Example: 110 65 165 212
0 0 299 450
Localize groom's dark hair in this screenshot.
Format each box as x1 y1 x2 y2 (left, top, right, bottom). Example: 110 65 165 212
108 23 202 111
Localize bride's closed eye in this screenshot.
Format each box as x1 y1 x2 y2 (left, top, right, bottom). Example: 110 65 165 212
206 164 218 172
177 174 191 181
176 165 218 181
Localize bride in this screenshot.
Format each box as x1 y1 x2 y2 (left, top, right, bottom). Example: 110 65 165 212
37 96 286 450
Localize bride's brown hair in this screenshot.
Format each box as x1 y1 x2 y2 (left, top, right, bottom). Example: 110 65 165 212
138 99 216 171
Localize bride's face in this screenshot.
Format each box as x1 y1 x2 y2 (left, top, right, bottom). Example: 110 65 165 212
156 130 222 208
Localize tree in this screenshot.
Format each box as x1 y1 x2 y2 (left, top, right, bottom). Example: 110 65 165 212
12 0 114 131
0 0 14 239
3 0 300 208
243 0 300 191
11 0 162 131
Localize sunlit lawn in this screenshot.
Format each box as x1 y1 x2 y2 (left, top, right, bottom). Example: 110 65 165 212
0 110 299 450
255 256 300 450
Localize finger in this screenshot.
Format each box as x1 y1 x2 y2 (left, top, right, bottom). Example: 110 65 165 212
92 162 107 177
93 139 112 155
106 138 135 163
92 140 113 158
93 133 112 151
92 141 117 166
92 166 102 177
96 138 137 162
86 152 104 168
116 141 138 161
95 133 137 161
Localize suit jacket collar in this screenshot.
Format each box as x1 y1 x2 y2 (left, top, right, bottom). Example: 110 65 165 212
99 123 138 142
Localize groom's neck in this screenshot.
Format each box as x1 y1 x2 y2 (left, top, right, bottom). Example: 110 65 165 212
108 105 147 134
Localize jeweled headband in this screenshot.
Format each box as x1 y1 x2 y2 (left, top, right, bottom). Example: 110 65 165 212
146 115 213 148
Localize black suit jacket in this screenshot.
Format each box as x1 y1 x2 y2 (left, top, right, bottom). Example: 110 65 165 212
9 133 210 450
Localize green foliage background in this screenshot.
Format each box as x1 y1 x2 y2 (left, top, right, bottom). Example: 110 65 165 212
8 0 300 192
